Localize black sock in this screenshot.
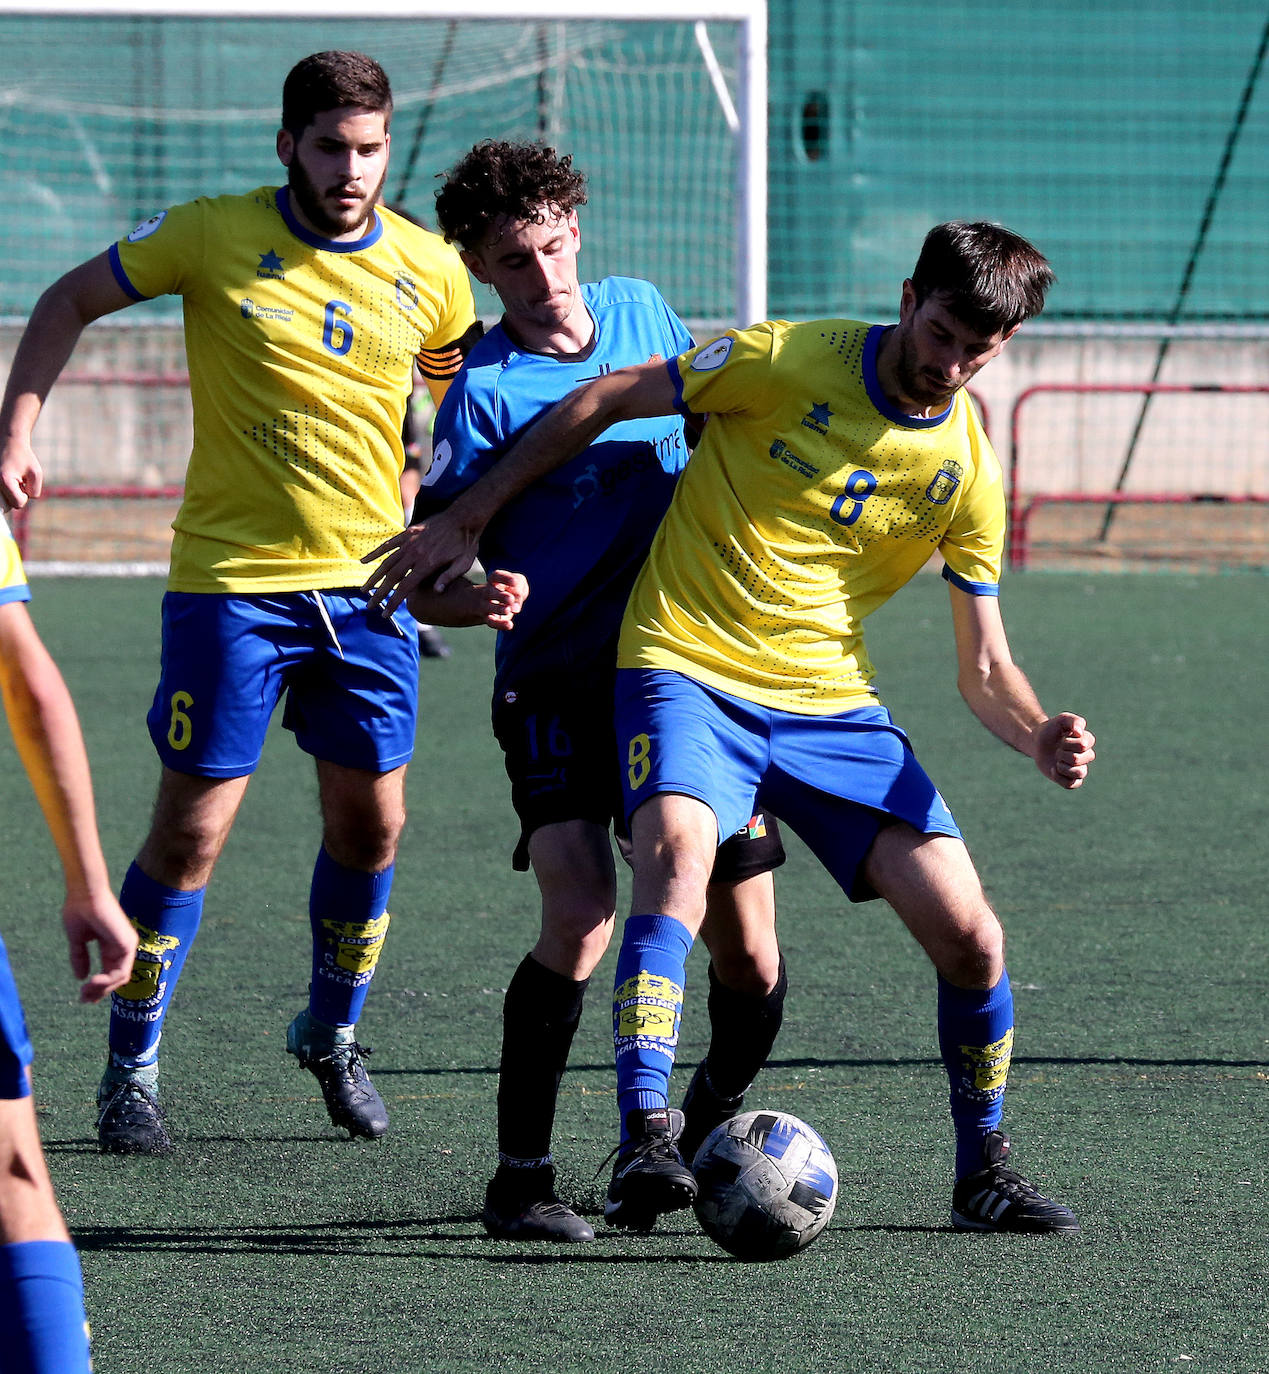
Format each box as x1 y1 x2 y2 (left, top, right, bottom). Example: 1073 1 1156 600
495 954 589 1164
701 955 788 1101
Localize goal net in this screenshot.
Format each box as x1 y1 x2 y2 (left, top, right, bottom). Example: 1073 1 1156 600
0 2 766 572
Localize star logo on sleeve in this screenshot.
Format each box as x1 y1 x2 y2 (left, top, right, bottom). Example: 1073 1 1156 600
256 249 286 280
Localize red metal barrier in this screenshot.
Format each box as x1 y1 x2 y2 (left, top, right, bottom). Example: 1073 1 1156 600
1007 382 1269 569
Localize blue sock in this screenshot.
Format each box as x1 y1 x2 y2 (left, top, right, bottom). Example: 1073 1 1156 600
613 913 694 1137
307 847 394 1028
0 1241 91 1374
109 863 205 1071
938 969 1015 1178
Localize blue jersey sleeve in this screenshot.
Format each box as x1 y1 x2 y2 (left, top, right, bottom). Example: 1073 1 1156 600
414 372 506 518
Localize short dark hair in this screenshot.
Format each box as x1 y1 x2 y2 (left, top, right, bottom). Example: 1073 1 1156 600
910 221 1055 334
281 51 393 137
434 140 588 251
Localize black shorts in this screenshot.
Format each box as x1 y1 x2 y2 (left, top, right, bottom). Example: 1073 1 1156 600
491 667 785 880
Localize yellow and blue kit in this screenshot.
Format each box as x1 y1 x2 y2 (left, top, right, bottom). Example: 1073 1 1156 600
0 523 94 1374
108 188 476 593
0 511 30 610
618 319 1004 713
609 319 1016 1151
0 514 33 1096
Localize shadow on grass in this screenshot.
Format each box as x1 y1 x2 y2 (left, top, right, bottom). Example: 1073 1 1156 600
372 1053 1269 1076
42 1135 402 1155
68 1215 734 1262
70 1213 946 1260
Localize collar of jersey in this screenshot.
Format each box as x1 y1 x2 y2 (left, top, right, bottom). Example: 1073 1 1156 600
275 188 384 252
861 323 954 430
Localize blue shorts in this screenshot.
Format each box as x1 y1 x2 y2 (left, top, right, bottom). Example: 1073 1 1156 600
0 933 33 1099
147 591 421 778
614 668 961 902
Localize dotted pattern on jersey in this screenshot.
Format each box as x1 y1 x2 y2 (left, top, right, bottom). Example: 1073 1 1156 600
627 318 997 713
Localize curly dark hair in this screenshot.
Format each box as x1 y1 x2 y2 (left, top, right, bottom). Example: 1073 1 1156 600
434 140 588 251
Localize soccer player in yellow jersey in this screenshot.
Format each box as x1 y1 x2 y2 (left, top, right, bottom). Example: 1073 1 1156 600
365 222 1097 1235
0 513 136 1370
0 51 493 1154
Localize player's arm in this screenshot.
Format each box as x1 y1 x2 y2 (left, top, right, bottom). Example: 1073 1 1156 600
948 584 1095 789
0 601 137 1000
363 357 680 612
0 253 137 509
418 320 486 411
407 568 528 632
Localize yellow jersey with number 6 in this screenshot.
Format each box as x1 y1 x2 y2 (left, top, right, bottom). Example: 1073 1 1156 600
110 188 476 593
617 319 1005 714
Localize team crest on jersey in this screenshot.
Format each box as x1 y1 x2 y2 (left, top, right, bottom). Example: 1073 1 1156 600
240 297 294 322
689 336 734 371
801 401 833 435
395 275 419 310
926 460 963 505
126 211 167 243
257 249 286 280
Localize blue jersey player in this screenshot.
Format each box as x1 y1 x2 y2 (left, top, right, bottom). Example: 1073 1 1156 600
365 221 1097 1236
365 141 789 1240
0 514 136 1371
0 52 482 1155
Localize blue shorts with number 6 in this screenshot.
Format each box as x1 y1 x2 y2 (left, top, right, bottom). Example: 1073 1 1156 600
147 590 420 778
614 667 962 902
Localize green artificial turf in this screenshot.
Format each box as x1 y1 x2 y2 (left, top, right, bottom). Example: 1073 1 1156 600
2 574 1264 1373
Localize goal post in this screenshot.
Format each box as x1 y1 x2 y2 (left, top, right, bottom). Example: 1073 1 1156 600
0 1 768 572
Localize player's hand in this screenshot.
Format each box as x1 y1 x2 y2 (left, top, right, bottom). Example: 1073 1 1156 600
63 889 138 1003
1032 712 1096 789
361 512 482 616
0 439 43 511
480 569 529 631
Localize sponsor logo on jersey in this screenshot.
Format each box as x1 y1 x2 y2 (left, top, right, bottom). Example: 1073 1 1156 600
801 401 833 434
395 274 419 310
570 433 682 508
126 211 167 243
256 249 286 280
240 297 294 322
926 459 964 504
768 438 820 479
689 336 734 371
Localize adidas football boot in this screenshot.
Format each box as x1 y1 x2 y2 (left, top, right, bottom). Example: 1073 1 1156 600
604 1107 698 1232
951 1130 1079 1234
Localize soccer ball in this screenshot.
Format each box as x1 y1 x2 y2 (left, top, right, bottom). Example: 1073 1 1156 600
691 1109 838 1261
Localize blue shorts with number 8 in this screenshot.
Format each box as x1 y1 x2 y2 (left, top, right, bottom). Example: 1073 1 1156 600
615 667 962 902
147 590 420 778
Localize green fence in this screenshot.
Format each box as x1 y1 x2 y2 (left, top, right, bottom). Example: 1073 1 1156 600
1 5 1265 325
768 0 1268 321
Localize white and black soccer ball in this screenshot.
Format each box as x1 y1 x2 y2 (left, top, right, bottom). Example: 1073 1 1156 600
691 1109 838 1261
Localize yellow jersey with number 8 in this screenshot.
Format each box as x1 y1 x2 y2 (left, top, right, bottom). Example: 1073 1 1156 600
617 319 1005 714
